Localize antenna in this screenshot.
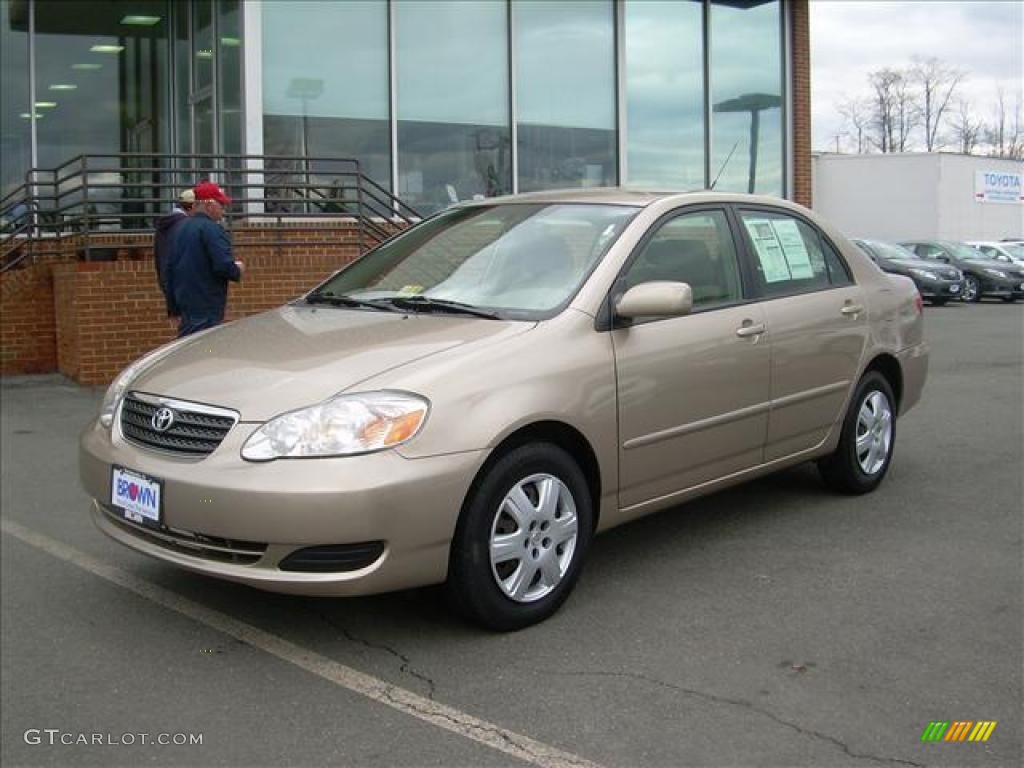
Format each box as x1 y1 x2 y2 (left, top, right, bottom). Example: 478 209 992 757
709 140 740 191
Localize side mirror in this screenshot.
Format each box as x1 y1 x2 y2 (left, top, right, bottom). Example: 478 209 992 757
615 281 693 319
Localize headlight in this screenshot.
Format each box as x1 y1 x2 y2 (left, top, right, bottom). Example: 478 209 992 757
98 335 197 428
241 391 429 461
908 268 939 280
984 268 1008 278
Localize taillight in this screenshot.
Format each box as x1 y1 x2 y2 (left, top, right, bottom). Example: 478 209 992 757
914 294 924 314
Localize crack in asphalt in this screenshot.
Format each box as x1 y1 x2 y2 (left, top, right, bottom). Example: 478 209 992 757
305 606 437 700
538 669 925 768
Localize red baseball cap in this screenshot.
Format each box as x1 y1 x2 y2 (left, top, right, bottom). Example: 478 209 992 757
193 181 232 206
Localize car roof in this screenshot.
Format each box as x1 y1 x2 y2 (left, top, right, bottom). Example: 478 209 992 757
456 187 807 209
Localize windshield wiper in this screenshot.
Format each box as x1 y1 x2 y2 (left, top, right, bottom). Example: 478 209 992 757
305 292 400 312
383 296 502 319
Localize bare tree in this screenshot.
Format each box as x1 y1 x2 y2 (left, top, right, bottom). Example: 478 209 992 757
838 96 872 153
990 86 1024 160
910 56 964 151
950 99 984 155
868 68 917 152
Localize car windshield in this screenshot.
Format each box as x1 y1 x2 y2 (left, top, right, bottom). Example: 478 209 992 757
866 240 920 261
945 242 988 260
1002 243 1024 259
310 203 638 319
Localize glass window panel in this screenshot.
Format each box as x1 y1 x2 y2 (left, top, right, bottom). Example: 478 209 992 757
515 0 616 192
193 0 213 92
739 210 830 296
33 0 171 227
625 0 705 190
1 0 31 202
623 211 742 309
173 2 191 160
262 0 390 189
218 0 242 155
396 0 510 214
709 0 783 196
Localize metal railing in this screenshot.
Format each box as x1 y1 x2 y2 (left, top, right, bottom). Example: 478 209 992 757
0 153 421 272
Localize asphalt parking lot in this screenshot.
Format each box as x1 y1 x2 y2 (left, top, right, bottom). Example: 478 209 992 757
2 301 1021 768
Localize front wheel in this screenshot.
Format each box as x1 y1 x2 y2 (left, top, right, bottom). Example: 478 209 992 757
447 443 593 631
818 372 896 495
962 276 982 303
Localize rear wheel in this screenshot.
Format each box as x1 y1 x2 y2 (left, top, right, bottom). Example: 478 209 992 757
818 371 896 495
447 443 593 631
962 275 982 302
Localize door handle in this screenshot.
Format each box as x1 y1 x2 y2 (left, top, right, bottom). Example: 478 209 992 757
736 322 766 338
841 303 865 317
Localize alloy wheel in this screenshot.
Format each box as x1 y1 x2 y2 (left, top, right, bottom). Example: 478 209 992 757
963 277 980 302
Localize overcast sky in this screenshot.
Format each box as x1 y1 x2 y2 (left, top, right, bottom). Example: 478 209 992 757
810 0 1024 152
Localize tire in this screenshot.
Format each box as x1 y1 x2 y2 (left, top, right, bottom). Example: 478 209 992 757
818 371 896 495
930 298 948 306
447 443 593 631
962 275 982 303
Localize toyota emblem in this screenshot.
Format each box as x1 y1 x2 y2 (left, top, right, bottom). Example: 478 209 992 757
151 407 176 433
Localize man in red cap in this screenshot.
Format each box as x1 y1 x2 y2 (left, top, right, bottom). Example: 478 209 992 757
165 181 245 337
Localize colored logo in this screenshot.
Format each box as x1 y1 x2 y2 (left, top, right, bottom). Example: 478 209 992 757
151 407 176 433
921 721 997 742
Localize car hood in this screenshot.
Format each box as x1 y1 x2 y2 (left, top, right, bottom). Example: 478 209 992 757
132 305 534 420
887 258 958 272
961 258 1021 272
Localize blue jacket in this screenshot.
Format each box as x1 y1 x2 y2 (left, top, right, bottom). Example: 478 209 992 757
154 208 188 316
167 213 241 318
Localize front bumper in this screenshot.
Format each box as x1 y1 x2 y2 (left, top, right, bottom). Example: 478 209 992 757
978 275 1023 297
79 419 486 596
914 277 964 299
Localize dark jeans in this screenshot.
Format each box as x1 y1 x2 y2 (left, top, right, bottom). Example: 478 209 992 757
177 311 223 338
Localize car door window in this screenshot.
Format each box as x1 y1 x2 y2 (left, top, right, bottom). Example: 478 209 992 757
917 244 947 262
737 210 848 297
621 210 743 311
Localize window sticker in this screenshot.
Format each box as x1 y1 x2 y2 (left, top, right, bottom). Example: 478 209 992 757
770 219 814 279
744 218 791 283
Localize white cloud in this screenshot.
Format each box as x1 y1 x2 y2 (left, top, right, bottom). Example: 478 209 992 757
811 0 1023 151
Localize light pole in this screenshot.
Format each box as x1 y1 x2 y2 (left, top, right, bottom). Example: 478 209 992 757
286 78 324 211
712 93 782 193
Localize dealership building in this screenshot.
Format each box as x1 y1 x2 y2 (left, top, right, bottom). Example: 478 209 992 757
0 0 811 382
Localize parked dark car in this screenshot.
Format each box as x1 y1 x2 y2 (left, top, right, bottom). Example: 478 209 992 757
852 239 964 306
900 240 1024 303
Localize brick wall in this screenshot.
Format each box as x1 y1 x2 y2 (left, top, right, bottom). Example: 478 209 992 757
0 264 57 375
2 223 374 384
791 0 812 208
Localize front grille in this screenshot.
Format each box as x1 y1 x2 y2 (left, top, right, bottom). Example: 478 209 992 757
119 393 237 457
279 542 387 572
101 505 267 565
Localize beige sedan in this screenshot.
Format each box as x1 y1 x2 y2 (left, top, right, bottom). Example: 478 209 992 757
80 190 928 630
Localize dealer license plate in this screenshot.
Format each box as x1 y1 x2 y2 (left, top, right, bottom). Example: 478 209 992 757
949 284 960 293
111 466 163 527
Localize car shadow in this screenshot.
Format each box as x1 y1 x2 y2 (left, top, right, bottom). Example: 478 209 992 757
140 461 833 642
